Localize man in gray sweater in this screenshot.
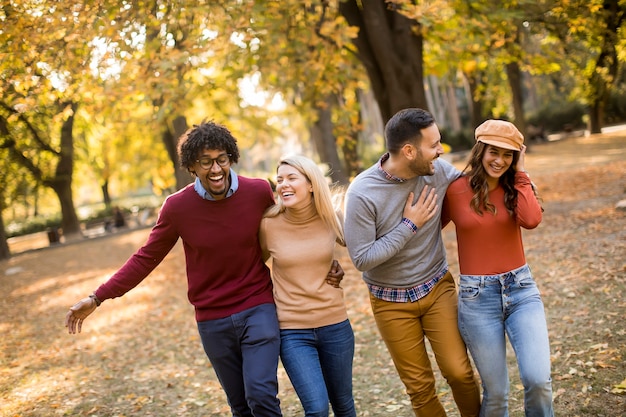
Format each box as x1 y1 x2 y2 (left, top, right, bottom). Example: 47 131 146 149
344 108 480 417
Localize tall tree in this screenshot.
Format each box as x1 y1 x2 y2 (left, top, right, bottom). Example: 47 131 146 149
338 0 431 122
543 0 625 133
426 0 569 136
0 2 123 239
310 97 350 185
229 1 367 183
104 0 288 189
0 101 81 237
0 146 13 260
587 0 625 132
0 213 9 260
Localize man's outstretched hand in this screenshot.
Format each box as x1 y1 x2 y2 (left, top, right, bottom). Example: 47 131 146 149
65 297 97 334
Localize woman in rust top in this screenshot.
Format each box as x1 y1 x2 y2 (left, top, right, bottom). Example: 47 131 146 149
443 120 553 417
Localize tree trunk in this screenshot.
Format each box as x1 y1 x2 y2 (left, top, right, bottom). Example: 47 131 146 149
33 184 40 217
162 115 193 190
341 98 362 182
506 61 527 137
49 179 81 239
341 136 359 182
587 0 624 134
101 179 111 209
310 99 350 186
45 102 81 239
1 104 81 240
0 207 10 260
588 101 603 134
355 88 383 173
339 0 428 123
445 83 462 132
463 71 490 128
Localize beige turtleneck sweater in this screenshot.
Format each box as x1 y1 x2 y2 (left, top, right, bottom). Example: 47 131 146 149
259 202 348 329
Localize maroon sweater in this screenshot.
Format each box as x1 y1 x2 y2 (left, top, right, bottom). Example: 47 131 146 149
94 176 276 322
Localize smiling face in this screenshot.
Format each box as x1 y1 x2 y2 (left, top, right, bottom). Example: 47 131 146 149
275 163 313 210
482 144 514 188
195 149 231 200
409 124 445 176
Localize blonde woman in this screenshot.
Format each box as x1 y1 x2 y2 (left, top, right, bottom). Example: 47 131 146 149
260 155 356 417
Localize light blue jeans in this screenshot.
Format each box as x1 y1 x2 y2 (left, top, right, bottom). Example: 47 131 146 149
458 264 554 417
279 319 356 417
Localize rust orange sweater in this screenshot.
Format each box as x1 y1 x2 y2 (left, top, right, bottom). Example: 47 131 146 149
442 172 542 275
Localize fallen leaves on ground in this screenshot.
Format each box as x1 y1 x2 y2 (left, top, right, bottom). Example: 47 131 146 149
2 132 625 416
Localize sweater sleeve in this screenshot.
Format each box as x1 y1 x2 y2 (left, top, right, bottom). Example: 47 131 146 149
94 201 179 301
514 172 543 229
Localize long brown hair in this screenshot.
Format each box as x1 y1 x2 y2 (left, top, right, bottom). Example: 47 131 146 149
463 142 521 217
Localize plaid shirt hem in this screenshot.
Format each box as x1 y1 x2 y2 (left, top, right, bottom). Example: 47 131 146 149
367 267 449 302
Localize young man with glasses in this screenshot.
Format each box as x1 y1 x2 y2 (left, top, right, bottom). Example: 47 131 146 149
65 121 344 416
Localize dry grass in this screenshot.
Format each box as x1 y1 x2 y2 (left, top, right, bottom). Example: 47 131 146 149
1 131 625 416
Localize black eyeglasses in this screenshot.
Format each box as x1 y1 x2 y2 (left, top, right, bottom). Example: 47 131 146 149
196 154 232 169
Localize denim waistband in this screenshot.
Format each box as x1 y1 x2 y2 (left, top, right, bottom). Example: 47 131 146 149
459 264 530 286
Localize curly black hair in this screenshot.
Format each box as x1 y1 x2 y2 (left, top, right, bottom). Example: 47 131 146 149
177 121 241 173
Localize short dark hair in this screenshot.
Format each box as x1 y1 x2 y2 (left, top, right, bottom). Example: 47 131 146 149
177 121 241 172
384 108 435 153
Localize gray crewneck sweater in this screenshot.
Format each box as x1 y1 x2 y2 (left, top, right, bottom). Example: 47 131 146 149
344 157 460 288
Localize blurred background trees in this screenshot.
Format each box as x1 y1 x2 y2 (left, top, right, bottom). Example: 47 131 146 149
1 0 624 258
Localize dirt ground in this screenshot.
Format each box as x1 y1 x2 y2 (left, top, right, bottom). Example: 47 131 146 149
1 131 625 417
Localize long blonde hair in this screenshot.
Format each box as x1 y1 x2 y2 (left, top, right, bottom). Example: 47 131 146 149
264 155 345 245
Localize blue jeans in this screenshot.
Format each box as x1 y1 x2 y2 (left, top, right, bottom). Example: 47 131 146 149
197 303 282 417
458 265 554 417
280 319 356 417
